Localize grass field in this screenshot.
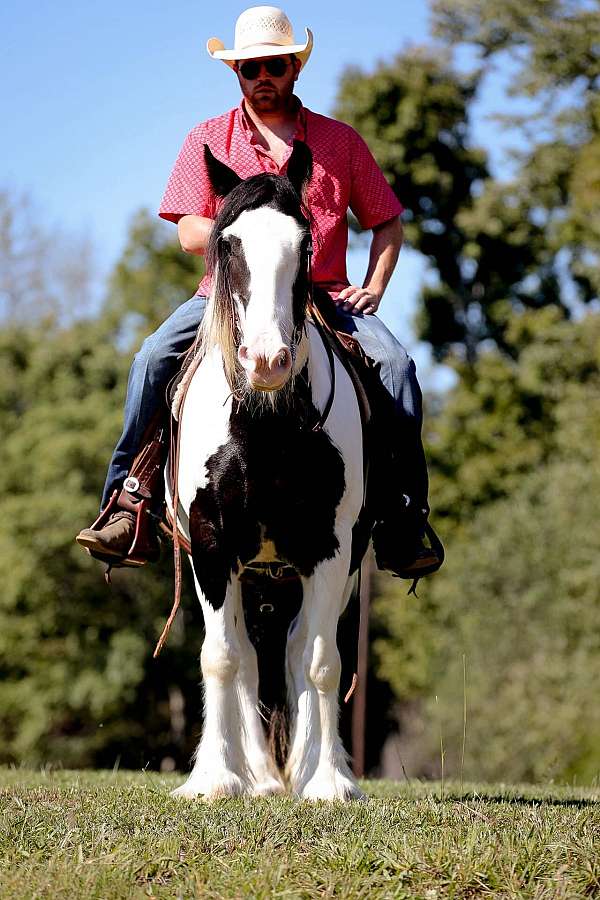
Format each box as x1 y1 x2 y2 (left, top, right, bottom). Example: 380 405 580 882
0 769 598 898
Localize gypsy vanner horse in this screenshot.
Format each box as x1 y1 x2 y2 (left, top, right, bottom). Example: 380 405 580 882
168 141 369 801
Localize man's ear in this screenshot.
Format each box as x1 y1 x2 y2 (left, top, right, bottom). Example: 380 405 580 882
286 140 313 198
203 144 243 197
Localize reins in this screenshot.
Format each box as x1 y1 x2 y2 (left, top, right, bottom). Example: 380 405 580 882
153 412 184 657
305 241 337 433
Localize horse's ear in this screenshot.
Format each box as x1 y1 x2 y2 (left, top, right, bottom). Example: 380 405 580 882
286 140 313 198
203 144 243 197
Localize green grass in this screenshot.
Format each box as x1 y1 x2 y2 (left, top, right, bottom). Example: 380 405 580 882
0 769 598 898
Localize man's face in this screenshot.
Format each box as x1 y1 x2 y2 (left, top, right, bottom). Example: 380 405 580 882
235 54 301 112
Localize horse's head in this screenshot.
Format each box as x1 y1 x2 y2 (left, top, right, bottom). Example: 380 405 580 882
203 141 313 393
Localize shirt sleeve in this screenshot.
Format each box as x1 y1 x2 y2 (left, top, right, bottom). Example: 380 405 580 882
348 129 403 230
158 129 217 224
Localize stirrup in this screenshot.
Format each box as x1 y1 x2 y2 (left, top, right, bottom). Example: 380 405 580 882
80 490 160 579
375 521 445 579
392 524 445 597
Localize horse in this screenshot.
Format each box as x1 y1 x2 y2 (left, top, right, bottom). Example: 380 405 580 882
167 141 368 801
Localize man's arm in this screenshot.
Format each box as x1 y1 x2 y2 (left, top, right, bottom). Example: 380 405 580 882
338 215 404 314
177 215 215 255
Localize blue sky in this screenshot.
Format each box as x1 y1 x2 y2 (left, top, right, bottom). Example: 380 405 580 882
2 0 519 385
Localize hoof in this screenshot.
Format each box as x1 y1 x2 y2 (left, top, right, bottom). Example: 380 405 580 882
171 782 205 800
252 777 287 797
299 770 365 802
171 770 250 800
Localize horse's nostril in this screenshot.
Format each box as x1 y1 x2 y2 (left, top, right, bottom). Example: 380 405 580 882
238 346 258 372
269 347 292 372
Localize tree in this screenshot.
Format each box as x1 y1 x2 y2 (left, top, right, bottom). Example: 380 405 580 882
431 0 599 93
0 189 97 325
104 210 204 342
431 0 600 307
0 203 207 770
373 311 600 781
335 50 568 362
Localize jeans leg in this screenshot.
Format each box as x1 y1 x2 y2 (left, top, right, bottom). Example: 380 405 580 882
101 296 207 508
334 309 429 511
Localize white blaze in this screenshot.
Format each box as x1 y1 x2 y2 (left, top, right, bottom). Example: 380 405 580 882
223 207 304 360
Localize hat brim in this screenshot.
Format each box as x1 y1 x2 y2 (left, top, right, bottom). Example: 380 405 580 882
207 28 313 70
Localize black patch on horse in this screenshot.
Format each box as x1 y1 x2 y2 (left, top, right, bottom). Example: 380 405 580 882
189 371 346 610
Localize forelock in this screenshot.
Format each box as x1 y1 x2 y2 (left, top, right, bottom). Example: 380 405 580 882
207 174 309 275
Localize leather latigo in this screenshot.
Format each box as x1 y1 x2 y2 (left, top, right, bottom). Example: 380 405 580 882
118 428 167 511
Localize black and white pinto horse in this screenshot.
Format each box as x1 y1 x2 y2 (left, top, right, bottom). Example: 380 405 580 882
168 142 367 801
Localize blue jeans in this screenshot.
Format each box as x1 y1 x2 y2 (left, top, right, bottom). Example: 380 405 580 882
101 296 428 509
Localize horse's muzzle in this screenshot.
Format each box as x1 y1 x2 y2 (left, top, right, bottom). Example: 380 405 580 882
238 344 293 391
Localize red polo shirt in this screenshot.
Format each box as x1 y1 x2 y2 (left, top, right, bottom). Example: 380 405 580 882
159 99 403 299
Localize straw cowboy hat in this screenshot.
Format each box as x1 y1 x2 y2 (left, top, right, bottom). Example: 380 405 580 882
207 6 313 70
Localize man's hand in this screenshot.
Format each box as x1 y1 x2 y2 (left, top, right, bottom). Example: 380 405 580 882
336 285 381 315
336 216 403 316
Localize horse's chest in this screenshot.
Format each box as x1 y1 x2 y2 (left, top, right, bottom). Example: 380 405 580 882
190 411 346 579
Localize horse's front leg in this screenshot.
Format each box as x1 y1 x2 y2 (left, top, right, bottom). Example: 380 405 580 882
234 592 287 796
173 573 252 800
286 530 364 801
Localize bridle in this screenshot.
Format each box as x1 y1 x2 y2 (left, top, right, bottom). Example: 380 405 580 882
222 235 336 432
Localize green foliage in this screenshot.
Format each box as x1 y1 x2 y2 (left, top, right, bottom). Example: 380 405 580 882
431 0 600 333
0 212 206 770
365 14 600 766
425 457 600 784
104 210 204 341
1 770 599 899
335 51 568 361
374 311 600 783
426 308 600 522
431 0 600 94
335 50 487 237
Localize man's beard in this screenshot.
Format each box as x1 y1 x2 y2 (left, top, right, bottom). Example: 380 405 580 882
251 85 280 110
249 81 294 113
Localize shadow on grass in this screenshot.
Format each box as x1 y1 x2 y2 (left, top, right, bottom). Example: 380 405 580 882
447 792 599 809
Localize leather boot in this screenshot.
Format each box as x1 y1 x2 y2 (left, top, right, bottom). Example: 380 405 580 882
78 511 135 558
77 414 167 569
373 520 443 579
372 494 444 582
76 508 160 567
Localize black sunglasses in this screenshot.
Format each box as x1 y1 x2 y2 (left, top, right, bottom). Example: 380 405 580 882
239 57 290 80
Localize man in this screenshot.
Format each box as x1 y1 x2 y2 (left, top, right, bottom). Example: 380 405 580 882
77 6 442 579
